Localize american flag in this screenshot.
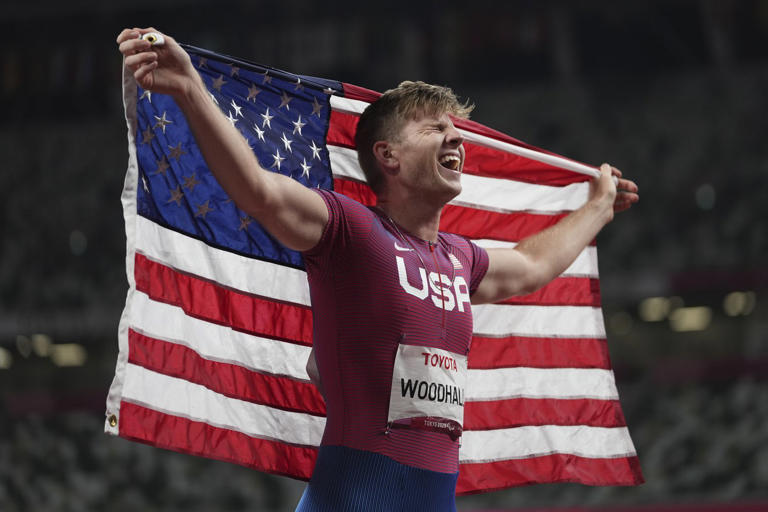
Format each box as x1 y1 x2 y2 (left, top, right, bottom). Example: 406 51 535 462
105 44 643 494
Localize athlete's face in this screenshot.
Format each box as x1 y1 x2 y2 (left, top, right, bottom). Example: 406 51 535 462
390 111 465 202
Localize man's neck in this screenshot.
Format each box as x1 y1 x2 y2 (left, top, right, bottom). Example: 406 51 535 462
375 195 444 243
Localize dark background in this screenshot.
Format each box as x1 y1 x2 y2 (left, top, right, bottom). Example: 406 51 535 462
1 1 767 510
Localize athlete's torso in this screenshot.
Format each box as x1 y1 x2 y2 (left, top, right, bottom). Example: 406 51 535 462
302 190 488 474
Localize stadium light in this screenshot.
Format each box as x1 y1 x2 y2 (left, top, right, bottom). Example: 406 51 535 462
51 344 88 367
638 297 671 322
0 347 12 369
31 334 52 357
723 291 756 316
638 296 684 322
669 306 712 332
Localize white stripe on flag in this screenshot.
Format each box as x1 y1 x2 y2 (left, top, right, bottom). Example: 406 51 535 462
472 304 606 338
329 96 600 181
466 367 618 401
473 239 599 278
459 425 637 463
121 363 325 446
135 216 311 305
130 291 313 380
330 95 369 115
328 145 590 213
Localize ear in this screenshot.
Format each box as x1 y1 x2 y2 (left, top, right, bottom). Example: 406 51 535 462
372 141 398 175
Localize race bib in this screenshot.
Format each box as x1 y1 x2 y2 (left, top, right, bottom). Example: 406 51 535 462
387 344 467 440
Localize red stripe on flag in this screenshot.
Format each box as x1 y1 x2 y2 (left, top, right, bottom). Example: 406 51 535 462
128 329 326 416
328 107 588 185
463 397 627 431
341 82 380 103
332 178 376 205
327 110 357 149
456 453 644 495
463 142 591 185
441 204 567 242
499 277 601 307
468 335 611 369
118 401 317 480
134 253 313 345
332 177 569 242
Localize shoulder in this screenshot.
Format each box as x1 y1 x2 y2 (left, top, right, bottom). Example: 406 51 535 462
303 189 378 257
440 232 489 278
314 189 375 219
440 232 478 256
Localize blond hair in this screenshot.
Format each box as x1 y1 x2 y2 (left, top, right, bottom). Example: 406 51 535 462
354 81 474 194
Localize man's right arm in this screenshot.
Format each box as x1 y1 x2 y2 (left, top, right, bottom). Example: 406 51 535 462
117 28 328 252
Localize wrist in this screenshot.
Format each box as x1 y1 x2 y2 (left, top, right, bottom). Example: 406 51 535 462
587 194 614 224
176 74 209 111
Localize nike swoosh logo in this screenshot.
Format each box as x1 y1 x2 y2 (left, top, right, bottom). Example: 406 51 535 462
394 242 413 252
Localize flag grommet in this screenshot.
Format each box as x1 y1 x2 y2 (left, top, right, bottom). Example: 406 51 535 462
108 414 117 428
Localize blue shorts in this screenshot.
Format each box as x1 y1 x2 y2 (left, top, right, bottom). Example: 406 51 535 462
295 445 458 512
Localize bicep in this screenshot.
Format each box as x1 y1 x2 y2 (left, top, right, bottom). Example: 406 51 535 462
249 172 329 252
470 247 536 304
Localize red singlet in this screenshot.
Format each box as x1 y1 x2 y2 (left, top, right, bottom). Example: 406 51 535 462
303 190 489 474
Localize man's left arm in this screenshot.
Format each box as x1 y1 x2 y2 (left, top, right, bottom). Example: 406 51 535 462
471 164 639 305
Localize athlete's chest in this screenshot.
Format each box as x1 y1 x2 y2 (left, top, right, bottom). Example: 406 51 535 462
353 224 475 353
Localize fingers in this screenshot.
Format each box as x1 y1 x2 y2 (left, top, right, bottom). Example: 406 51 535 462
613 188 639 212
120 38 151 58
125 50 157 71
597 163 639 213
616 177 639 193
116 28 139 44
116 27 167 53
613 197 637 212
134 60 159 86
600 163 639 192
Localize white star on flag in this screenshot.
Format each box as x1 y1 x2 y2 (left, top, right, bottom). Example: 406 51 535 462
311 97 323 117
230 99 243 117
247 85 261 101
261 107 273 129
309 140 322 160
292 115 306 136
253 124 265 141
278 91 293 110
300 158 311 179
271 149 285 170
281 133 293 153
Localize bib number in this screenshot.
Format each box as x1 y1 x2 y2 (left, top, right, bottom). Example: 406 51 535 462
387 344 467 440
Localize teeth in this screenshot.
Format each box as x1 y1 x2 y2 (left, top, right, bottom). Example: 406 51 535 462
439 155 460 171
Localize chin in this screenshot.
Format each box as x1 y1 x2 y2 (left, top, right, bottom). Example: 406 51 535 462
439 180 462 203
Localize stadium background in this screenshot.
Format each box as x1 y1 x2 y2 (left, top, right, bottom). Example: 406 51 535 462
1 0 767 510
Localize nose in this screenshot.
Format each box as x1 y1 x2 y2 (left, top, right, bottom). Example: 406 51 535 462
445 124 464 148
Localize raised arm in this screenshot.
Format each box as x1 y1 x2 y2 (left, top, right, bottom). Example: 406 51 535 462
471 164 639 304
117 28 328 252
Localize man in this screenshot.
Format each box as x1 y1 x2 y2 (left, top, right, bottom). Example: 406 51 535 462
117 28 639 511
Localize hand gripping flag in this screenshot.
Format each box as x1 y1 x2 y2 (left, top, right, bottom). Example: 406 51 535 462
105 44 643 494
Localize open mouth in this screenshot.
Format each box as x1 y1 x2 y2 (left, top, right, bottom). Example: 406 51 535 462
438 154 461 172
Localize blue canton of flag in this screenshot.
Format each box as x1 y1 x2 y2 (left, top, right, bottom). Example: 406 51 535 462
134 45 341 269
